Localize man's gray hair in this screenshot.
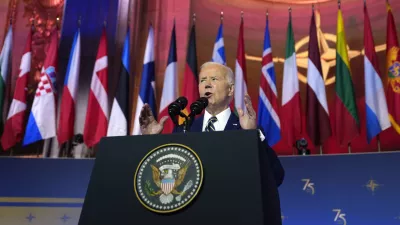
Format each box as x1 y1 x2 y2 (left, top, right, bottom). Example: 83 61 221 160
200 62 234 85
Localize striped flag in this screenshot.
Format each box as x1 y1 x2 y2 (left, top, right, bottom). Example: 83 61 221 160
1 29 31 150
306 9 331 146
159 23 177 134
364 3 390 143
234 17 248 113
132 25 156 135
211 22 226 65
181 23 198 122
385 3 400 134
83 28 109 147
257 17 281 147
281 11 301 147
107 28 130 136
335 8 359 146
23 30 58 146
0 25 13 133
57 28 81 145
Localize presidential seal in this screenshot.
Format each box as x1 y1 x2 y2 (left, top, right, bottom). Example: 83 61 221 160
134 144 203 213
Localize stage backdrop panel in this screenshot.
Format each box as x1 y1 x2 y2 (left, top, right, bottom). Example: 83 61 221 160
0 152 399 224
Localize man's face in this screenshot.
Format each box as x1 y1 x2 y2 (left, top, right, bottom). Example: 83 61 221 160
198 64 234 108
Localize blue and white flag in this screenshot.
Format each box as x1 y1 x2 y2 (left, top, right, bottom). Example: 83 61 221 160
132 25 156 135
211 22 226 65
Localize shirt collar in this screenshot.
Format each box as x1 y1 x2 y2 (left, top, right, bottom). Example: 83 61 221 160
203 107 232 131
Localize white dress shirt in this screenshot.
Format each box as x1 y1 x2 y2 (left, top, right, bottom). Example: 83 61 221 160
202 107 231 132
201 107 266 142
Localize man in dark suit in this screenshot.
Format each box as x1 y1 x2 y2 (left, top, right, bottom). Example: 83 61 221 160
138 62 284 187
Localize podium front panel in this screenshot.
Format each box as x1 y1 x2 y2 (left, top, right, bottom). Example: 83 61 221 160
79 130 269 225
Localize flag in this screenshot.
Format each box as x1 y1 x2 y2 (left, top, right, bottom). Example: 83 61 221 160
306 9 331 146
211 22 226 65
107 28 130 136
364 3 391 143
159 23 177 134
257 17 281 147
385 3 400 134
23 30 58 146
181 23 198 122
0 25 13 133
132 25 156 135
234 17 248 113
335 8 359 146
1 29 30 150
57 28 81 145
83 28 108 147
281 12 301 147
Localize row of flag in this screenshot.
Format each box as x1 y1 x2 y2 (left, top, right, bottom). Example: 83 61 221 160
0 25 115 151
0 2 399 152
260 2 400 148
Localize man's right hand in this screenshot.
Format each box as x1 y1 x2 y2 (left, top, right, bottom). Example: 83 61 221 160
139 103 168 135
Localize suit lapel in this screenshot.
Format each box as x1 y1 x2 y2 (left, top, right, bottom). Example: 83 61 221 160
224 113 241 131
190 115 204 132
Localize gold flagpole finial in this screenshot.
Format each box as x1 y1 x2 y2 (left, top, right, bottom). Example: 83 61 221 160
241 10 244 19
338 0 341 9
193 13 196 23
220 11 223 21
266 10 269 20
56 15 60 29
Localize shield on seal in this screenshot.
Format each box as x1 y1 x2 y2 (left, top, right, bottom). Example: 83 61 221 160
161 178 175 194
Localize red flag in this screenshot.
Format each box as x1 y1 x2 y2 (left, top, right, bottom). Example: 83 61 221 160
306 10 331 146
385 3 400 134
83 29 108 147
233 17 249 112
1 30 31 150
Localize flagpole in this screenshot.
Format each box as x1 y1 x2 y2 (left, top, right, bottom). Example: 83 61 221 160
42 139 51 157
348 143 351 154
320 145 323 155
377 134 381 152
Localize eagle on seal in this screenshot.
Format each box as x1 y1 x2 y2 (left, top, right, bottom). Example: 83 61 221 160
151 163 189 204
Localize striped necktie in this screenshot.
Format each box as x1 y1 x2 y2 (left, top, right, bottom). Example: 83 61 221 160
205 116 218 132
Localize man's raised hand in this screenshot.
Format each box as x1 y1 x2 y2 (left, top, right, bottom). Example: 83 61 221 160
139 103 168 135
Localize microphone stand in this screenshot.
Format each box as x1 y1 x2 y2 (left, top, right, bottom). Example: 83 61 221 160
180 112 190 133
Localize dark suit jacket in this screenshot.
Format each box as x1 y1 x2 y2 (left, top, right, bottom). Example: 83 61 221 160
173 112 285 187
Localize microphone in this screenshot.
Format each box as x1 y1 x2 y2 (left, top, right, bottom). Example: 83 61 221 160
184 97 208 131
168 97 188 126
190 97 208 116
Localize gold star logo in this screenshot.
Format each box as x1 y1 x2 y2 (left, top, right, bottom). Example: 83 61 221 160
245 10 386 87
364 178 382 194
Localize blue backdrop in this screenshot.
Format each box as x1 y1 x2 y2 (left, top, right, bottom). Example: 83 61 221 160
0 152 399 224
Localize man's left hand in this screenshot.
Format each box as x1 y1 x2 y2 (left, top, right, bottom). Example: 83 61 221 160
237 94 257 130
